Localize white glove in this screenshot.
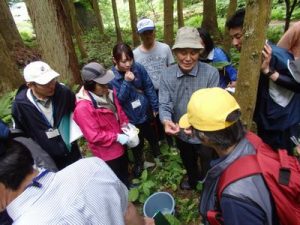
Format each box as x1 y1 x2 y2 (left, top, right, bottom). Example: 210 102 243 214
117 134 129 145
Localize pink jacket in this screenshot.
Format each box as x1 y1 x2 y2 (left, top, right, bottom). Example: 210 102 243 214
74 87 129 161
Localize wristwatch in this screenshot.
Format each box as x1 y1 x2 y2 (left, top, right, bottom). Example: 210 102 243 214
265 69 275 77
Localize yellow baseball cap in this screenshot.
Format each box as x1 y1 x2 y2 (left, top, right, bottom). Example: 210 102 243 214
179 88 241 131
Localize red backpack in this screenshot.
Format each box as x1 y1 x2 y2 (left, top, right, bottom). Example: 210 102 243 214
207 132 300 225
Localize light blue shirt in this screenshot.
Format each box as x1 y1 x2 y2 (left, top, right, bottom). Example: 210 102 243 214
7 158 128 225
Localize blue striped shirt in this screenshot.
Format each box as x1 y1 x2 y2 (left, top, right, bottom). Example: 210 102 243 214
7 157 128 225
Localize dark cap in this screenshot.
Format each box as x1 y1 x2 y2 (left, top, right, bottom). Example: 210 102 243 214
81 62 115 84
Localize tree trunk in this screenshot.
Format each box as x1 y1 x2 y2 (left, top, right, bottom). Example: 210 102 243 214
90 0 105 35
164 0 174 46
0 0 24 49
284 0 298 31
0 34 22 94
111 0 123 43
201 0 222 42
235 0 272 129
25 0 81 85
128 0 139 47
66 0 87 59
223 0 237 52
177 0 184 28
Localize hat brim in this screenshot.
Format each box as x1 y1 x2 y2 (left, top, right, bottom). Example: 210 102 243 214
137 26 155 34
179 114 191 129
172 42 204 50
93 70 115 84
34 70 60 85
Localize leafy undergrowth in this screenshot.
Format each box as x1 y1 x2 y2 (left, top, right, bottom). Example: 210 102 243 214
128 143 201 225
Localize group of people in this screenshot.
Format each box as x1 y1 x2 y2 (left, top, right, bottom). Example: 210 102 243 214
0 8 300 225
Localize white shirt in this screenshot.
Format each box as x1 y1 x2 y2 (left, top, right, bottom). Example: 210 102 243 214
7 157 128 225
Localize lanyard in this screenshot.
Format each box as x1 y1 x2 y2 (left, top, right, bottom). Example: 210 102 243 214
25 170 49 189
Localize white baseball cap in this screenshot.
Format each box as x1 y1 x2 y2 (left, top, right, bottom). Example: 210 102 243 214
24 61 60 85
137 18 155 33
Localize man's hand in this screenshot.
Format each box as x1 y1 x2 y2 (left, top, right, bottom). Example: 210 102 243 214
163 120 180 135
261 42 272 74
124 71 135 81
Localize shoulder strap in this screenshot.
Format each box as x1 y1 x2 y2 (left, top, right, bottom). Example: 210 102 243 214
217 154 262 201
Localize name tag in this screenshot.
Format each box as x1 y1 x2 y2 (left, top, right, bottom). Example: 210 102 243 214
131 99 141 109
45 128 60 139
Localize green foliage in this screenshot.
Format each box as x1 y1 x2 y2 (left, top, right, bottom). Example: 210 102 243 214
176 197 199 224
216 0 230 18
0 90 17 124
20 31 37 48
164 214 181 225
127 144 201 224
128 147 185 203
185 15 202 28
271 4 286 20
267 25 284 44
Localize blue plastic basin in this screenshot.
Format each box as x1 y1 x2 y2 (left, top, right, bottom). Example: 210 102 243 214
143 191 175 218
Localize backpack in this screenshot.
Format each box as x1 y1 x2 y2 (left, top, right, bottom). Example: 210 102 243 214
207 132 300 225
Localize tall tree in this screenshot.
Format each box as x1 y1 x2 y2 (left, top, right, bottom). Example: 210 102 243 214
111 0 123 42
201 0 222 42
89 0 105 35
164 0 174 46
0 34 22 94
128 0 139 47
223 0 237 52
283 0 299 31
0 0 24 49
66 0 87 59
25 0 81 84
235 1 272 129
177 0 184 28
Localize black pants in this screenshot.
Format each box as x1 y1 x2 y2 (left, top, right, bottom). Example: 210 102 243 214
131 120 160 166
106 154 129 188
257 123 300 155
176 138 215 188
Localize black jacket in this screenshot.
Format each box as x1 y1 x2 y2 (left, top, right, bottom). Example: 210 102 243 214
12 83 79 157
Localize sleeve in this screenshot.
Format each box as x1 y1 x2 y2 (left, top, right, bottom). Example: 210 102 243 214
159 70 174 122
220 195 267 225
12 101 26 131
73 104 118 148
274 73 300 93
110 70 134 104
139 64 159 112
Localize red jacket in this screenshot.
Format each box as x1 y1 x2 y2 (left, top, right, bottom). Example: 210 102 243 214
74 87 128 161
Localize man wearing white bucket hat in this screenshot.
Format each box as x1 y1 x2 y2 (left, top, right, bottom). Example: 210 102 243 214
159 27 219 190
12 61 81 170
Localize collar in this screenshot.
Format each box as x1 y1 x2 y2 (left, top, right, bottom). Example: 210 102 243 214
30 91 51 108
176 62 199 78
7 169 55 221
